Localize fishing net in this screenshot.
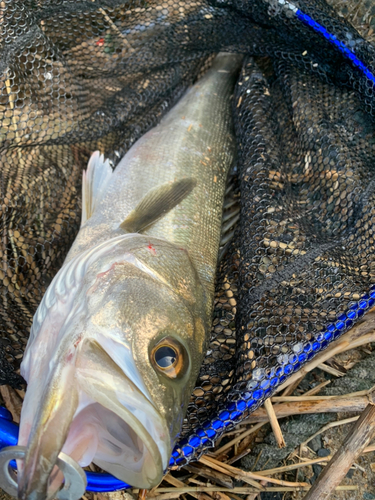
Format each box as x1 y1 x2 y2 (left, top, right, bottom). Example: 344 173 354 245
1 0 375 469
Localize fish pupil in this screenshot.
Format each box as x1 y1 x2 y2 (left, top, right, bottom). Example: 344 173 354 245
155 346 177 368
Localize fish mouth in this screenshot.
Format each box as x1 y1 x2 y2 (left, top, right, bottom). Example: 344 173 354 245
63 381 169 489
67 338 170 489
18 339 170 498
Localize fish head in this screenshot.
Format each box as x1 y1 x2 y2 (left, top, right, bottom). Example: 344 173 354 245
18 236 210 497
76 240 209 477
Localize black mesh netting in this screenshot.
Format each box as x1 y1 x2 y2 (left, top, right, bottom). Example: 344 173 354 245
1 0 375 466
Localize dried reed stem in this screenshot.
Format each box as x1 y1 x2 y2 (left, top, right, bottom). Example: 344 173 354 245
164 473 212 500
317 362 345 377
245 394 370 422
263 398 286 448
212 422 265 457
301 416 359 448
303 400 375 500
303 380 331 396
147 485 358 495
199 455 309 488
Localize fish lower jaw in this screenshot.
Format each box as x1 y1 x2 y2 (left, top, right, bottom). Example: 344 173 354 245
61 400 170 490
91 415 167 489
17 401 169 499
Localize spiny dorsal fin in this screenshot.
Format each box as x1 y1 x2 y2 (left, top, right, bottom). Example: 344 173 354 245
82 151 113 225
120 178 197 233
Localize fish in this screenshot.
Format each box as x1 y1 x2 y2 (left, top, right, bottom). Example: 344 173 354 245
17 52 243 499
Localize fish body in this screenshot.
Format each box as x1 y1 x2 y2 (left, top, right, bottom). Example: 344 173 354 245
17 53 242 499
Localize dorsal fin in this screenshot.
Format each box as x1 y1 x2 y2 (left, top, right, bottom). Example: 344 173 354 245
82 151 113 225
120 178 197 233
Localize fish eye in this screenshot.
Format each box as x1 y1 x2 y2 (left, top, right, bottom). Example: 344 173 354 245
154 345 177 368
151 336 188 379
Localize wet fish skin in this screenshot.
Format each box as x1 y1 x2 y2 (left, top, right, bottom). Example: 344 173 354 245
66 54 240 294
18 53 243 498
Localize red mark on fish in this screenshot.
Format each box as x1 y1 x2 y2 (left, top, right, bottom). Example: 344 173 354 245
74 337 82 349
88 262 120 294
66 349 75 363
96 262 119 280
147 243 157 256
65 337 83 364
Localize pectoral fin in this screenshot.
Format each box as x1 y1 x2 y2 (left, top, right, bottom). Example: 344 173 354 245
82 151 113 225
120 178 197 233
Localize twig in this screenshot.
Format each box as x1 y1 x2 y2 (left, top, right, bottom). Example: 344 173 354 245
164 445 375 500
187 477 206 486
199 456 261 489
281 374 305 396
213 422 265 457
148 485 358 496
303 399 375 500
259 444 375 476
317 362 345 377
244 394 369 422
138 489 148 500
252 448 372 479
227 493 246 500
185 463 233 489
256 456 332 476
301 416 359 448
303 380 331 396
199 455 309 489
149 494 181 500
163 474 212 500
226 447 252 465
264 399 286 448
271 388 370 401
